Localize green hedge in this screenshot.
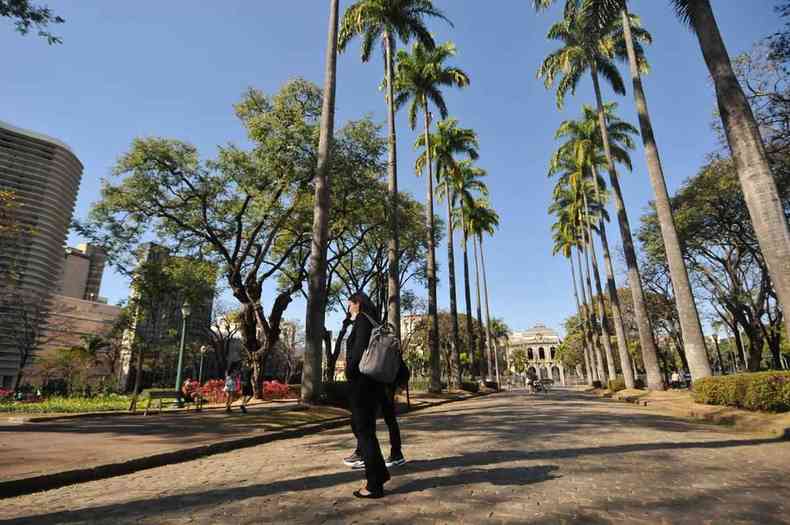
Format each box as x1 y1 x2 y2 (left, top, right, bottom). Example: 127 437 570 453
0 394 131 413
693 372 790 413
608 376 626 393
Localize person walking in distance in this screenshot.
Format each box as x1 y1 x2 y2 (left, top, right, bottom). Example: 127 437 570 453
224 364 237 413
237 363 254 414
344 292 390 499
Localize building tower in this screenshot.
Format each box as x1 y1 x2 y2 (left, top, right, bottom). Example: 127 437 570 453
0 121 82 388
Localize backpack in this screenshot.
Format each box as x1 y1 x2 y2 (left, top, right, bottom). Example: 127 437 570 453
358 313 402 384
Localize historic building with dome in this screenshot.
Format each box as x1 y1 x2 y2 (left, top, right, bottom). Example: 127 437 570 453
508 323 567 385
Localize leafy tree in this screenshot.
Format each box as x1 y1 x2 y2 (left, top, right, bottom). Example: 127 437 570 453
339 0 451 336
396 39 470 393
1 0 63 44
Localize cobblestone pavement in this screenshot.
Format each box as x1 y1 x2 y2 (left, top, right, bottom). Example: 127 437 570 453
2 390 789 524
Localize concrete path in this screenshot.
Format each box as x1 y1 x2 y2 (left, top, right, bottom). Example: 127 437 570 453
2 389 789 524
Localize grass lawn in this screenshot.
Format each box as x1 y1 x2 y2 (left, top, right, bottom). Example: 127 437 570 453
0 394 131 414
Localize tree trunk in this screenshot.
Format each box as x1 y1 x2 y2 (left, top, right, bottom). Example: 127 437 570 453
444 188 461 391
576 247 596 383
424 106 443 392
479 235 495 387
127 344 144 412
581 228 607 384
690 0 790 343
621 7 712 382
590 63 664 391
461 216 478 378
591 165 634 388
582 193 618 382
383 31 401 339
302 0 339 404
569 257 593 385
473 234 489 380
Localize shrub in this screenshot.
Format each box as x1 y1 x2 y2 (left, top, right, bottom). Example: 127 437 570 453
0 394 130 413
693 372 790 412
608 376 626 392
634 377 645 389
592 380 602 389
0 388 13 401
461 381 479 393
262 380 291 399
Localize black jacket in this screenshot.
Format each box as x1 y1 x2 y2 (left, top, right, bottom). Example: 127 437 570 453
345 313 375 382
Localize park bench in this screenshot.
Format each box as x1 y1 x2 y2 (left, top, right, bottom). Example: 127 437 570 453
142 390 199 415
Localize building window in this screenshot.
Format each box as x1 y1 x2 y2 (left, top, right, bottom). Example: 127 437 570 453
527 348 534 360
550 347 556 360
539 347 545 360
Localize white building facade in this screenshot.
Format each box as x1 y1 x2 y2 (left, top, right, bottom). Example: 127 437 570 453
509 323 566 386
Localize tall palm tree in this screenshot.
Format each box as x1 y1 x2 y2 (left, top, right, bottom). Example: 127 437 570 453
420 119 479 388
539 0 790 350
552 224 594 384
396 40 470 392
453 161 489 379
537 6 665 390
551 183 608 383
339 0 451 335
303 0 340 404
551 103 637 388
471 200 501 385
669 0 790 366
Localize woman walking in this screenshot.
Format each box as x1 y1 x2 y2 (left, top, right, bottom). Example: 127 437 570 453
345 292 390 499
237 364 254 414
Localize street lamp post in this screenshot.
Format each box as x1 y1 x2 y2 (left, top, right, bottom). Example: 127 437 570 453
196 344 207 411
175 300 191 406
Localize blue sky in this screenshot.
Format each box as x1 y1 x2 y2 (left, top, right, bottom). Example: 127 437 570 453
1 1 780 335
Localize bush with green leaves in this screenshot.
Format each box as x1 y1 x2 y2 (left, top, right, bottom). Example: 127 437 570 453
693 372 790 412
608 376 626 392
0 394 131 413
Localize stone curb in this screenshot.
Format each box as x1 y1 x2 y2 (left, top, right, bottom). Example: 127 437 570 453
0 390 495 499
3 399 297 424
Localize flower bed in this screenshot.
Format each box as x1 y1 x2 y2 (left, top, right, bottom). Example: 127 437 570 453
693 372 790 412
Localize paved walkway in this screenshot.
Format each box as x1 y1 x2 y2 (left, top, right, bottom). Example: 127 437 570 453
2 390 789 524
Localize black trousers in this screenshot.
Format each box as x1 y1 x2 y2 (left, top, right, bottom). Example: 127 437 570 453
352 385 402 458
349 376 390 491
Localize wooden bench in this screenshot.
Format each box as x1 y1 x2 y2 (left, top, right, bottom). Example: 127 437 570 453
143 390 183 415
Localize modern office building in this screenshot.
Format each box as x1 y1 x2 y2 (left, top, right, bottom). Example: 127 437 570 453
0 121 82 388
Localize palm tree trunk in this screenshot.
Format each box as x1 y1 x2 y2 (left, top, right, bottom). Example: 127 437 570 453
687 0 790 344
461 215 478 378
590 63 664 390
302 0 339 404
582 193 617 382
576 246 598 383
581 222 607 384
621 7 712 383
473 233 489 380
479 234 497 387
423 105 442 392
383 30 401 338
591 165 635 389
569 257 593 385
445 187 461 389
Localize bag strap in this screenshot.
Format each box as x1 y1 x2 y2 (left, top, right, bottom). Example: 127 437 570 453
361 312 381 328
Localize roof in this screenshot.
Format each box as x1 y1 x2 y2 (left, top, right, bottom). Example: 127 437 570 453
0 119 76 154
509 323 561 345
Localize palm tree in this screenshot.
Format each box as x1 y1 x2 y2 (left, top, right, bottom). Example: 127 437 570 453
420 119 479 388
552 219 593 384
396 40 470 392
551 203 596 384
303 0 340 404
538 0 790 350
551 183 608 383
471 200 501 385
669 0 790 368
551 103 637 388
454 161 489 379
537 6 665 390
339 0 451 335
